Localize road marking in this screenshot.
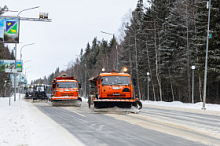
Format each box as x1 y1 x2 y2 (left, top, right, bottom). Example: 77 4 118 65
108 114 220 146
72 110 85 117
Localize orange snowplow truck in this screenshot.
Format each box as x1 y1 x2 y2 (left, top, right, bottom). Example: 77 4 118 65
88 70 142 109
51 75 82 106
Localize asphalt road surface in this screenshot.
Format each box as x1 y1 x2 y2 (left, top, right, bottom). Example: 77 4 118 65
32 100 220 146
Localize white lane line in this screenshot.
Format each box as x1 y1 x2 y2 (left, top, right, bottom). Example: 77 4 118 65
72 111 85 117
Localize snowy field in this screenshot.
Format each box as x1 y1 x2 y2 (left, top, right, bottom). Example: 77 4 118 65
0 94 220 145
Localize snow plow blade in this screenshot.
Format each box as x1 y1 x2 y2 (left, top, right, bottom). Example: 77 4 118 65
51 97 82 106
93 106 140 114
94 101 136 108
89 97 142 110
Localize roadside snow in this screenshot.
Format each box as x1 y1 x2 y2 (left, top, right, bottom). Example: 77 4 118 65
0 94 84 146
142 100 220 112
80 96 220 112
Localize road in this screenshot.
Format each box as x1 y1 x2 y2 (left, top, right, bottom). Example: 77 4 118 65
31 100 220 146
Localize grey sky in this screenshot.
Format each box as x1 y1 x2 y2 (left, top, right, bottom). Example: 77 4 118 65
1 0 144 83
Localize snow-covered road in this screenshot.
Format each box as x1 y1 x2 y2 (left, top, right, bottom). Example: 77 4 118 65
1 94 220 146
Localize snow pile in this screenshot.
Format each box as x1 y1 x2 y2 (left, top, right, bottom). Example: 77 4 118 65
141 100 220 111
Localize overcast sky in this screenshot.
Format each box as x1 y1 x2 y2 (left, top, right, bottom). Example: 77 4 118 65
1 0 146 83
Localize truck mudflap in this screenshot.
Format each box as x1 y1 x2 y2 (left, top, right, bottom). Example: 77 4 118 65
92 98 142 109
51 97 82 106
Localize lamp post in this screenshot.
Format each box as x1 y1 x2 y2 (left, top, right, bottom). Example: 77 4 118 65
4 80 7 97
23 60 32 65
191 66 195 103
101 31 118 71
25 67 31 76
14 6 39 102
20 43 35 61
203 0 211 110
26 71 32 77
85 61 87 98
19 43 34 99
147 72 150 100
17 6 40 16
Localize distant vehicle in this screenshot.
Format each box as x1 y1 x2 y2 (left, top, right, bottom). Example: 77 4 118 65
88 68 142 111
33 84 48 101
51 73 82 106
25 85 34 98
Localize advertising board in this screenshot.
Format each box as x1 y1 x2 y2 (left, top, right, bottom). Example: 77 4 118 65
0 60 22 72
0 17 20 43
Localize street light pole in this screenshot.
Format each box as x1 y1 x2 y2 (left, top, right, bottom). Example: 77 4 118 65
19 43 34 99
147 72 150 100
4 80 7 97
13 6 39 102
14 45 17 101
116 45 118 71
17 6 40 16
203 0 212 110
191 66 195 103
25 67 31 76
20 43 35 61
85 61 87 98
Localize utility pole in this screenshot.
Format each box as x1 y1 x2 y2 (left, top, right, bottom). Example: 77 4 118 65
85 61 87 98
147 72 150 100
4 80 7 97
116 45 118 71
191 66 195 103
14 44 17 101
202 0 211 110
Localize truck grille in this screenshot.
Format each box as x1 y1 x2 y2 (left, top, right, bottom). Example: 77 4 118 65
61 93 74 96
107 94 125 97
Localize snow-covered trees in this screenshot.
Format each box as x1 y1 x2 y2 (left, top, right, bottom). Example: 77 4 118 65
32 0 220 103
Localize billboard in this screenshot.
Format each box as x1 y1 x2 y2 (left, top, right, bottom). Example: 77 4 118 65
0 17 20 43
0 60 22 72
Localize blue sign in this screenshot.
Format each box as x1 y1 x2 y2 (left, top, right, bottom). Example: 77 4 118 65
0 17 20 43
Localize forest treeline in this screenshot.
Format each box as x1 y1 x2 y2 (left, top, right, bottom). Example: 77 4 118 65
32 0 220 103
0 43 15 97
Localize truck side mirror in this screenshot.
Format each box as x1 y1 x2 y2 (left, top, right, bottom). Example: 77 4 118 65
78 83 81 88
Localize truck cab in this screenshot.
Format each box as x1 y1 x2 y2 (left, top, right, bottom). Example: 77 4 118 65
98 73 133 99
88 69 142 109
51 75 82 106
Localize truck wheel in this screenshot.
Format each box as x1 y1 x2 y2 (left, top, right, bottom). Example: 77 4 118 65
136 99 142 109
78 97 82 102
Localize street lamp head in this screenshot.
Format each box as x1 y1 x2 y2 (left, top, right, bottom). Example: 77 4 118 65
147 72 150 76
123 67 128 72
191 66 195 70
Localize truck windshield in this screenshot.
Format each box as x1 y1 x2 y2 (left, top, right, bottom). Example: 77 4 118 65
57 82 77 88
101 76 131 85
37 87 45 92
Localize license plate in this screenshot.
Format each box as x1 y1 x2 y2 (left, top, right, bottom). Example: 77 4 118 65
113 87 120 90
65 89 70 91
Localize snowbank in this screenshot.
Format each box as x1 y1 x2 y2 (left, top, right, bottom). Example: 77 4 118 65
141 100 220 112
0 94 84 146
